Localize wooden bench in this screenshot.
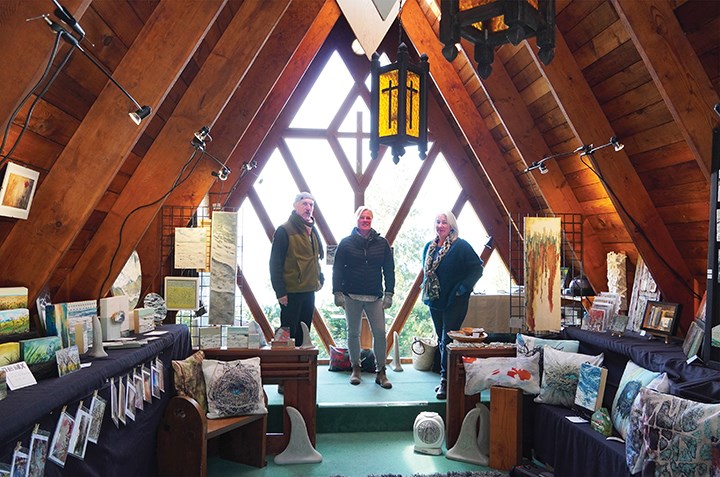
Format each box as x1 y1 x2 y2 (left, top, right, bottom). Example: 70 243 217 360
157 395 267 477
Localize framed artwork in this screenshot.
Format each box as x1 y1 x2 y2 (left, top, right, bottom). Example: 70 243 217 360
524 217 562 332
682 319 705 358
0 162 40 220
607 314 629 337
163 276 200 311
641 300 680 340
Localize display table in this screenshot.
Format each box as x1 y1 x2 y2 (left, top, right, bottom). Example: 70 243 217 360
202 346 318 454
462 294 513 332
0 324 191 476
445 343 516 447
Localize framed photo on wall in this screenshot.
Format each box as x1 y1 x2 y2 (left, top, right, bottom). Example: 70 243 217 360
641 300 680 340
0 162 40 220
163 277 200 311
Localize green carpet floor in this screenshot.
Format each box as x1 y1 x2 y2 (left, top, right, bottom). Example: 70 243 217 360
209 365 500 476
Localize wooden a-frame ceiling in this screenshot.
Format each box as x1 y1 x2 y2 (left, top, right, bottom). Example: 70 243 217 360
0 0 718 336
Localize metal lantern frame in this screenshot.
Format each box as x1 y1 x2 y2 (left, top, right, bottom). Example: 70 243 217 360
370 42 429 164
439 0 555 79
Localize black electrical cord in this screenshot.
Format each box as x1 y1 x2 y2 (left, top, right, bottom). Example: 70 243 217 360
0 31 67 167
579 153 702 300
97 147 205 302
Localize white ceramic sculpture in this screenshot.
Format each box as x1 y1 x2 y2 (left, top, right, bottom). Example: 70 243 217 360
87 314 108 358
299 322 314 349
390 331 403 372
446 403 490 465
274 406 322 464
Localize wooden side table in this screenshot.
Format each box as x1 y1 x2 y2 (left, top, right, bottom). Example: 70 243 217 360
445 343 516 448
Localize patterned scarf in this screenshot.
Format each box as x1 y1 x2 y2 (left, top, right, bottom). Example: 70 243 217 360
289 211 324 259
422 235 454 301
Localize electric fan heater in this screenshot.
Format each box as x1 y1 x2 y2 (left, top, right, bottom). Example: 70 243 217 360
413 411 445 455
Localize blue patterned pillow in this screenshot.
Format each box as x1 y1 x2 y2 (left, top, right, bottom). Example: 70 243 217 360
515 334 579 357
201 357 266 419
611 361 661 439
534 346 603 408
628 387 720 476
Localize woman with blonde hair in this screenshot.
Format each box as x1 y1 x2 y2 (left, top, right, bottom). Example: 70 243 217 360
333 206 395 388
422 211 483 399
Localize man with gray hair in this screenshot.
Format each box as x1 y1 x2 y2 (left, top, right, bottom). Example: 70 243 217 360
270 192 324 350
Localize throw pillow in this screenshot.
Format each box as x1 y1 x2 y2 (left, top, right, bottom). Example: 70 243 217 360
202 357 266 419
629 387 720 476
463 353 540 395
515 333 580 357
611 361 662 439
625 373 672 473
171 350 207 412
534 346 604 407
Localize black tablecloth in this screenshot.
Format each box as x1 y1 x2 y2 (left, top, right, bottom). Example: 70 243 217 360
0 324 191 476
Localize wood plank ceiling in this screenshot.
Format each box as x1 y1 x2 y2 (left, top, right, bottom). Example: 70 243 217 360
0 0 718 336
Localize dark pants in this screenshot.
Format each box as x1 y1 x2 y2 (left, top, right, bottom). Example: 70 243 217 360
280 291 315 346
430 294 470 380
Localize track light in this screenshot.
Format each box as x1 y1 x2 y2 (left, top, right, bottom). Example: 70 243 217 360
190 126 231 180
130 105 152 125
525 136 624 174
38 7 152 125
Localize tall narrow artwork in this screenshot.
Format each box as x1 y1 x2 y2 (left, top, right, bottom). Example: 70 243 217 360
210 211 238 325
524 217 562 332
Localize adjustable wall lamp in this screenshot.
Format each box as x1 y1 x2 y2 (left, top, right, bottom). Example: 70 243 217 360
41 6 152 125
191 126 231 180
525 136 624 174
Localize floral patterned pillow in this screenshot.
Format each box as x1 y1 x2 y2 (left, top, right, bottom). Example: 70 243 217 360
202 357 266 419
534 346 604 408
463 353 540 395
171 350 207 412
627 387 720 476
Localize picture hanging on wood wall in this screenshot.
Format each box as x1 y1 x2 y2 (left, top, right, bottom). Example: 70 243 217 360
524 217 562 332
0 162 40 220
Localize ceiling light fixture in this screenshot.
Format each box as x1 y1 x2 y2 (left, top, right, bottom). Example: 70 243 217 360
191 126 231 180
41 8 152 125
370 0 429 164
524 136 624 174
439 0 556 79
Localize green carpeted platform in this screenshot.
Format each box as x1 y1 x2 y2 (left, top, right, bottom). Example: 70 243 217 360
209 365 499 476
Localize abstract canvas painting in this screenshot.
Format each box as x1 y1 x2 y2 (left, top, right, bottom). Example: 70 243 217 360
174 227 208 270
209 211 238 325
524 217 562 332
0 162 40 220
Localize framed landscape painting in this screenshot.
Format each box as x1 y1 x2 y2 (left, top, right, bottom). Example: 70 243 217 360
164 276 200 311
0 162 40 220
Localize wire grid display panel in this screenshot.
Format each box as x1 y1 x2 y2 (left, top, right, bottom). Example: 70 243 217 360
509 213 585 331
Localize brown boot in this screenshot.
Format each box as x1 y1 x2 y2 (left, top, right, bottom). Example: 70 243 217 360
375 367 392 389
350 365 362 385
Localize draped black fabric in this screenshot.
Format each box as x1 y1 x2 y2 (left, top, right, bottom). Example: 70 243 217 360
0 324 191 477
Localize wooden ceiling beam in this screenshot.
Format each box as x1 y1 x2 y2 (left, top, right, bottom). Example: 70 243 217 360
612 0 718 180
401 0 535 225
221 1 342 207
462 38 609 293
529 33 696 327
0 0 92 136
55 0 288 301
166 0 330 210
0 0 227 302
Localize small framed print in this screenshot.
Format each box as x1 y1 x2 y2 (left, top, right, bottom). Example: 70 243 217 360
0 162 40 220
607 314 629 337
641 300 680 341
682 319 705 358
163 276 200 311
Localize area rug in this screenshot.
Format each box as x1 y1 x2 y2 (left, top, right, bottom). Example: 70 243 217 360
330 471 509 477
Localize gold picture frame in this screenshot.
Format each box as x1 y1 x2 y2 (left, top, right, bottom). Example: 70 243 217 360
163 276 200 311
641 300 680 341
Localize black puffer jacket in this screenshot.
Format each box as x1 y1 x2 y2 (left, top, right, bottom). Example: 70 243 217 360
332 228 394 298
